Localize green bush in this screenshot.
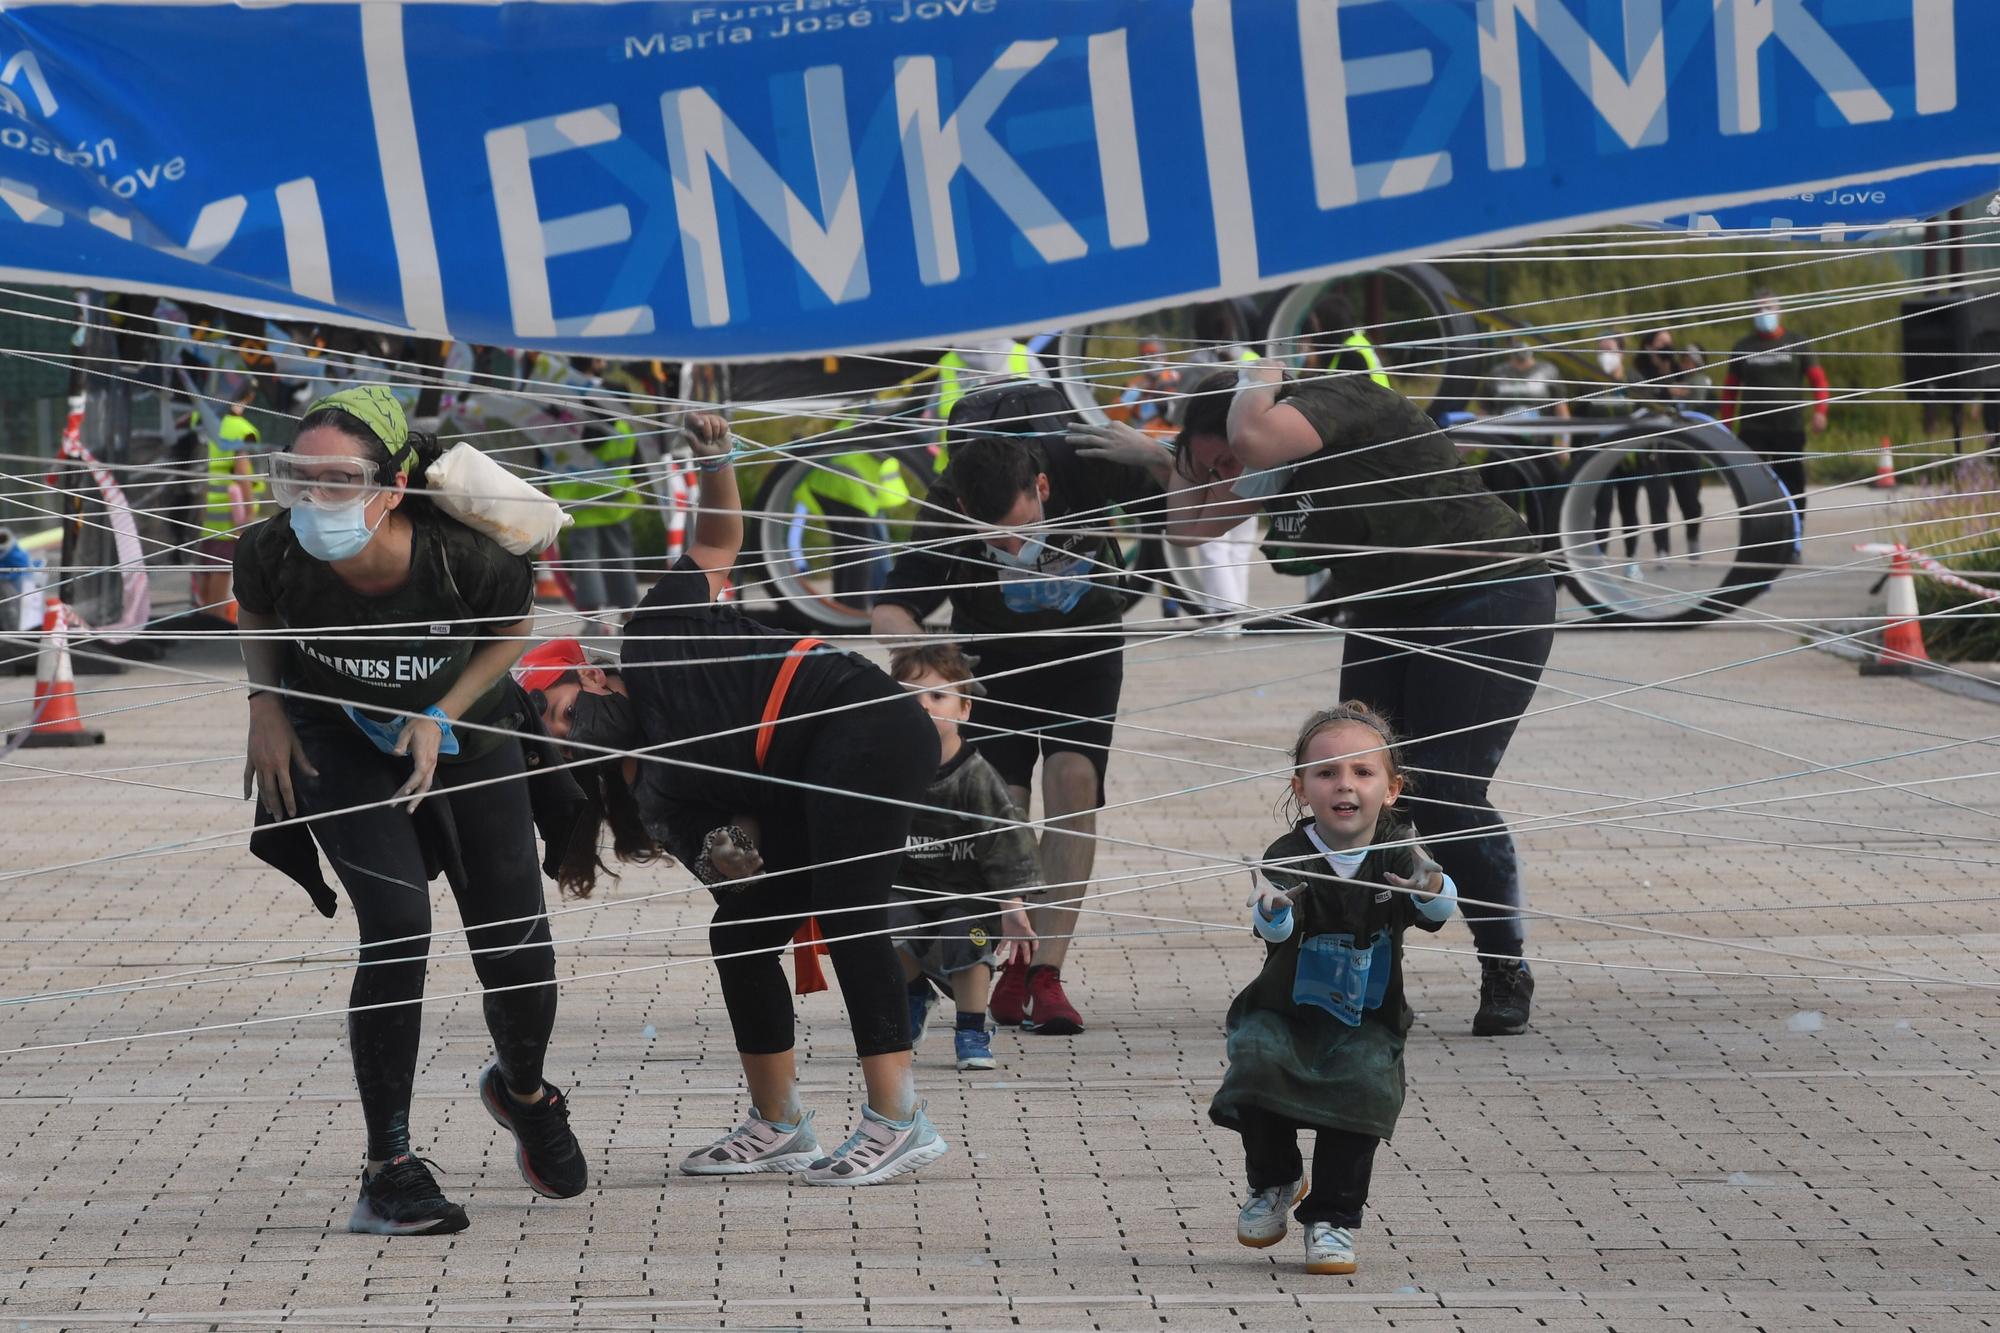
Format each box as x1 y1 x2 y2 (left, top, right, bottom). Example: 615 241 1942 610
1895 456 2000 661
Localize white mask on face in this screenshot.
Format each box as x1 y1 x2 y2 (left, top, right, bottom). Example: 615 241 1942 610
1597 352 1622 376
1754 312 1779 334
985 535 1049 569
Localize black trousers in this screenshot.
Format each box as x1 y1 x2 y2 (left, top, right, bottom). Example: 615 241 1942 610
1641 455 1704 553
1238 1106 1380 1228
1592 462 1646 558
292 713 557 1160
1740 425 1808 529
1340 575 1556 954
709 680 939 1060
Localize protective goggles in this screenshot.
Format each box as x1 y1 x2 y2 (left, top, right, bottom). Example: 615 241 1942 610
266 452 384 508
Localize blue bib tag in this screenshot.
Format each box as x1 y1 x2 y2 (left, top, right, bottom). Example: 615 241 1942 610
341 704 460 757
1292 929 1394 1026
995 552 1091 614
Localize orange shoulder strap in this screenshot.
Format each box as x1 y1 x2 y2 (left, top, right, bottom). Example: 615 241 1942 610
754 637 827 770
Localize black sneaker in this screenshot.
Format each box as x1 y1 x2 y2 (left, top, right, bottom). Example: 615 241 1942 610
1472 958 1534 1036
348 1155 469 1236
479 1062 589 1198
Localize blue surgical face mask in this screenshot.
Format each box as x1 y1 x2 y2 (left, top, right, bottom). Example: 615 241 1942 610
986 535 1048 569
1754 311 1779 334
292 497 381 562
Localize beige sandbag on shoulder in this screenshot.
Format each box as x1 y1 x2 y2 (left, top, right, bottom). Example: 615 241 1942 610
425 442 572 555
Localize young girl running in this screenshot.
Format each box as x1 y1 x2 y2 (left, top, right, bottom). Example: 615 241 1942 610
1209 703 1458 1275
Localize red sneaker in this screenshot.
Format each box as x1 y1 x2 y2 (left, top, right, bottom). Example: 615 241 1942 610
1021 967 1084 1035
989 960 1028 1027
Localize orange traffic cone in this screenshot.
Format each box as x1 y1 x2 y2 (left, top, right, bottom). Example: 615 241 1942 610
1873 438 1897 490
534 546 565 602
1860 545 1931 676
20 592 104 747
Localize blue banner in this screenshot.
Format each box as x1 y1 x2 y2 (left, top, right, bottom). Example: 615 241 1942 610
1644 164 2000 239
1 1 1995 359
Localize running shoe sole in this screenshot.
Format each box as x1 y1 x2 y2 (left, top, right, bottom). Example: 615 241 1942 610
1020 1014 1083 1036
1237 1177 1308 1248
957 1054 997 1071
478 1066 585 1199
1471 1016 1529 1036
348 1199 469 1236
678 1150 819 1177
804 1133 949 1187
1305 1254 1358 1275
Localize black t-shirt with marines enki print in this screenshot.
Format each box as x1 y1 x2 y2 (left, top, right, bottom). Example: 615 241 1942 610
233 506 534 762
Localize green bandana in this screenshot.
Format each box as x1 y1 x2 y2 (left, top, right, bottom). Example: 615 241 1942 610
303 385 414 473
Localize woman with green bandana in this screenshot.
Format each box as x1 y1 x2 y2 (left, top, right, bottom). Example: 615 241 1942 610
235 386 587 1236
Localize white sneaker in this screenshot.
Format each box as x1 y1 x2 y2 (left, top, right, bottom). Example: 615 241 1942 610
1236 1177 1305 1248
1303 1221 1357 1275
677 1110 820 1175
803 1103 949 1186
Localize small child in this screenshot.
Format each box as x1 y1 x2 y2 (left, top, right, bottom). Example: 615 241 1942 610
1209 702 1458 1275
888 644 1041 1071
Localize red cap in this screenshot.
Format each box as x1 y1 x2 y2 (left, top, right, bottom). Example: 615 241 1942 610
514 638 589 693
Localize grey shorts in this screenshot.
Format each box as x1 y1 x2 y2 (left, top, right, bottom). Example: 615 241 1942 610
888 892 1001 985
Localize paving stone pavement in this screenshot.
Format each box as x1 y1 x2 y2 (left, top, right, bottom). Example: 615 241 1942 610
4 488 1999 1330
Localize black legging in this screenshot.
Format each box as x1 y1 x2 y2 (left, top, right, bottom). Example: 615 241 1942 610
709 678 939 1059
1339 575 1556 956
1739 426 1807 528
292 711 557 1160
1592 457 1646 558
1238 1106 1379 1228
1641 453 1703 555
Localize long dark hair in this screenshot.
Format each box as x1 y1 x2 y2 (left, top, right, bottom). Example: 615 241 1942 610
296 406 447 511
556 760 663 898
1172 369 1239 481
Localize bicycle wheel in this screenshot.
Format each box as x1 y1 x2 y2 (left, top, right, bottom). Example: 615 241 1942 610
1557 416 1797 625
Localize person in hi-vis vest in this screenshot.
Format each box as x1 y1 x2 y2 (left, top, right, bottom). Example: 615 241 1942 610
549 418 641 627
933 339 1033 471
193 392 265 622
1309 292 1390 389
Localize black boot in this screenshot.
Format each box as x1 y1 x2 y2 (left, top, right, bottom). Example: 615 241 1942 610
1473 958 1534 1036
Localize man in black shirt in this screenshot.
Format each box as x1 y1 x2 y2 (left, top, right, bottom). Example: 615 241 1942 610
1724 289 1830 526
871 382 1161 1036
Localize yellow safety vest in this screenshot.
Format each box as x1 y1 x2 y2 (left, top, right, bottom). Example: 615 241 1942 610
934 342 1033 473
1343 331 1390 388
801 451 910 519
550 419 640 528
202 412 264 537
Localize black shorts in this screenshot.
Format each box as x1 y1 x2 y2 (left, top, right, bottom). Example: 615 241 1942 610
966 645 1122 801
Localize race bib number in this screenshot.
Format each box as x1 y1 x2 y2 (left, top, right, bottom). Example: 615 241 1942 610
995 550 1092 614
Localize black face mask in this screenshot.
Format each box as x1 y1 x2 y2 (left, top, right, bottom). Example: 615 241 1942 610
566 688 639 757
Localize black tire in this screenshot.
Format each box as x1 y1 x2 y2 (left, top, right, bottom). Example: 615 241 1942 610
1556 416 1797 625
1449 436 1563 549
1264 264 1484 414
1050 296 1269 424
743 453 899 634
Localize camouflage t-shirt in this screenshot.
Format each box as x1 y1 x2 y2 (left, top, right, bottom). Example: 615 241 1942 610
900 748 1041 902
1240 378 1545 604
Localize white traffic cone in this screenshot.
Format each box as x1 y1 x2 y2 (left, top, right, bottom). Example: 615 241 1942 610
1873 438 1897 490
